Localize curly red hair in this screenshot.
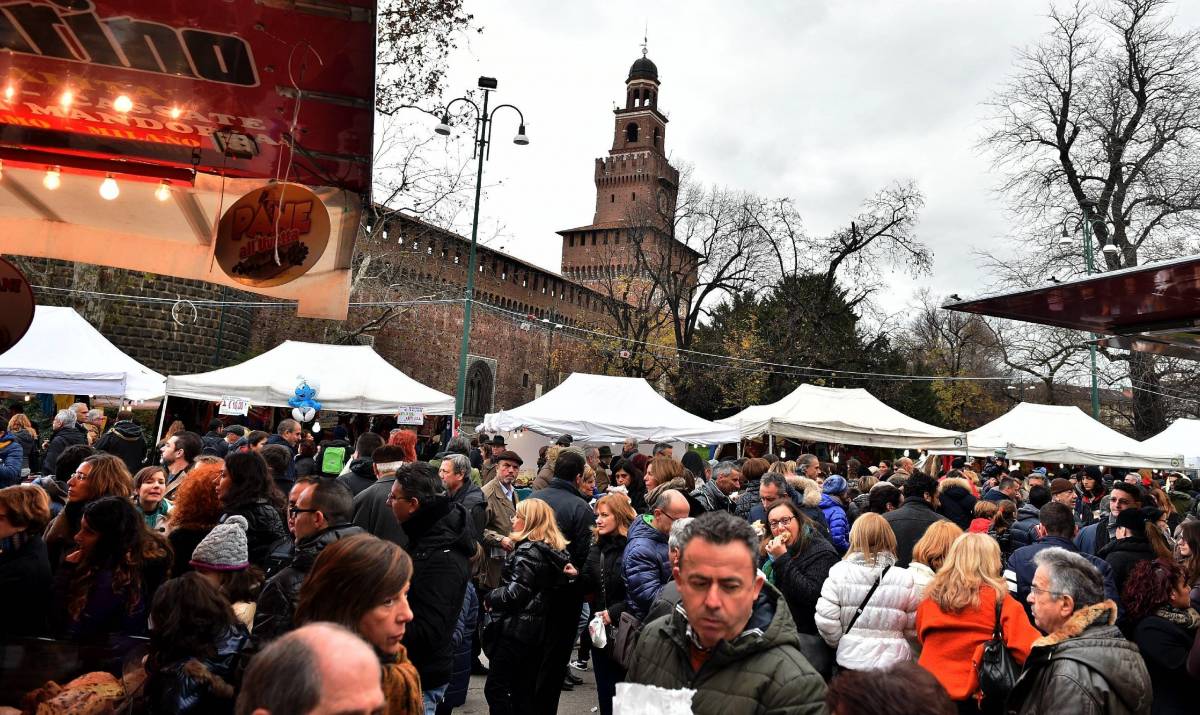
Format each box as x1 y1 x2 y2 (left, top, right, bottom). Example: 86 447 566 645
388 428 418 463
168 461 224 531
1123 557 1184 623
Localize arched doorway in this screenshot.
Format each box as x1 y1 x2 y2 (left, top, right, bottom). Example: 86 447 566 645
463 359 494 420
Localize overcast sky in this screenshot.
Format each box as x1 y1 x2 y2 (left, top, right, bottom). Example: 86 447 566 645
392 0 1200 315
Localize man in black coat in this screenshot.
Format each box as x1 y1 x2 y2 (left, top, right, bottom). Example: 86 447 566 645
882 472 946 567
41 409 87 476
528 450 595 713
94 410 149 475
440 453 486 543
388 461 474 713
265 418 301 482
200 418 229 457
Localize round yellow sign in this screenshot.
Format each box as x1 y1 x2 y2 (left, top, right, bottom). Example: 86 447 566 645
215 182 331 287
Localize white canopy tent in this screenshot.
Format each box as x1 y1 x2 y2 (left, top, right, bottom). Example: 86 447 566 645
717 383 967 450
1142 419 1200 469
481 373 739 444
948 402 1182 469
0 306 165 400
165 340 455 415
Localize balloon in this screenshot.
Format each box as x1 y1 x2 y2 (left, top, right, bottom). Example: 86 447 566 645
311 421 321 433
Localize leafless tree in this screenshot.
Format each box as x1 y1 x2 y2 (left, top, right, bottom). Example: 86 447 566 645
981 0 1200 436
375 0 479 114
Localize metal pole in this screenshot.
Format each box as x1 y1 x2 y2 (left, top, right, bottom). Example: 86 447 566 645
1082 201 1101 419
453 89 491 431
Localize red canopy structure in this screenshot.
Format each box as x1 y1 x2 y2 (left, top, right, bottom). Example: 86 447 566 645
0 0 376 319
944 255 1200 358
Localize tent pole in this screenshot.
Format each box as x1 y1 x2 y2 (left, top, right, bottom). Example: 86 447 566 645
156 394 169 442
768 433 774 455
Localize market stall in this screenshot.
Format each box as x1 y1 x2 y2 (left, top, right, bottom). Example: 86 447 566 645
718 383 967 450
1142 418 1200 469
0 306 164 400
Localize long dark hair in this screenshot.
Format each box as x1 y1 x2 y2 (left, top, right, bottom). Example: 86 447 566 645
613 458 646 509
220 451 284 510
147 572 238 670
295 534 412 633
69 496 146 620
1179 521 1200 587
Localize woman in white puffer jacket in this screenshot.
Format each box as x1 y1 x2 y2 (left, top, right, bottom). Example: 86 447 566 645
815 512 921 671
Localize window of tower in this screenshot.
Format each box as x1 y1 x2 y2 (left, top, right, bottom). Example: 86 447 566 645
625 122 639 143
632 192 636 201
610 194 615 203
569 236 574 247
654 127 661 147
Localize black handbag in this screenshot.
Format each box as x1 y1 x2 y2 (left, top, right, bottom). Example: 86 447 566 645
976 598 1019 707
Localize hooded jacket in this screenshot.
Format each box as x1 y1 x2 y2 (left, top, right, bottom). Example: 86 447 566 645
485 539 570 645
402 499 475 690
252 523 365 642
814 552 920 670
0 432 22 486
42 425 87 476
1099 536 1158 599
94 420 149 475
11 428 36 472
220 501 287 570
1007 600 1150 715
625 584 826 715
936 478 978 530
622 515 670 621
335 457 376 497
817 493 850 553
351 475 407 547
145 624 248 714
1010 502 1043 549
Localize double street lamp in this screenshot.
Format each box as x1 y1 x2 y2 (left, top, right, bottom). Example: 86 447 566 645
1059 198 1120 419
434 77 528 429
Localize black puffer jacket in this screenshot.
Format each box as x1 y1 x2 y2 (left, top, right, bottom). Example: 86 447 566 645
336 457 376 496
768 530 840 636
581 533 629 623
529 478 595 568
403 499 475 690
252 523 364 643
936 481 977 531
42 425 87 475
95 420 149 474
485 539 570 646
1099 536 1157 599
145 624 248 714
220 501 287 569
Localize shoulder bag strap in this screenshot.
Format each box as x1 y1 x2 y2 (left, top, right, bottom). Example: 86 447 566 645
844 564 891 634
992 596 1004 640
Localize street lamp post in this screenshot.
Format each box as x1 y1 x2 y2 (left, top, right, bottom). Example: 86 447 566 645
1060 198 1120 420
435 77 528 430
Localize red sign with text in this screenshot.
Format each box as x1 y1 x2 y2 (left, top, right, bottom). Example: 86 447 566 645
0 0 375 192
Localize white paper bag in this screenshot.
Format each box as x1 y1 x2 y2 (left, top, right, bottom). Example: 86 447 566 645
613 682 696 715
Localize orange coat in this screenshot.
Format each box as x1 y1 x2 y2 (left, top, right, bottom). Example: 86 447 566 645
916 584 1039 701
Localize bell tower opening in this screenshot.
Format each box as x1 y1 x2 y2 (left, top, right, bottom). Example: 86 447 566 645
625 122 639 144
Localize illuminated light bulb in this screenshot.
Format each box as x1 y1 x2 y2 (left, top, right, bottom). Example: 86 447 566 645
99 173 119 200
43 165 61 190
59 88 73 110
24 394 30 402
113 94 132 113
3 84 14 101
155 180 171 202
169 106 182 119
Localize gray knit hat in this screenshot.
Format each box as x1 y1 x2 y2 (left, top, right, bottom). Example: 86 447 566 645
190 514 250 571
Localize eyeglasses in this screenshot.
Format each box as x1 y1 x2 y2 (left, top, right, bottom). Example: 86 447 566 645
768 516 795 530
288 506 320 518
70 470 88 480
385 493 414 505
1029 585 1066 599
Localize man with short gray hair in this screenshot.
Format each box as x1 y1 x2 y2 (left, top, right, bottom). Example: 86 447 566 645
1009 547 1150 714
692 461 741 514
41 408 87 475
440 452 485 542
796 453 820 480
236 622 385 715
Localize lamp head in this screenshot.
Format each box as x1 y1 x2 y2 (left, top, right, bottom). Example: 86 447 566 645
513 123 529 145
1102 242 1120 256
434 114 452 136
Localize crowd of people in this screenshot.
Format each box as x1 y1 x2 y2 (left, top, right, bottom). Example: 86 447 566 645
3 402 1200 714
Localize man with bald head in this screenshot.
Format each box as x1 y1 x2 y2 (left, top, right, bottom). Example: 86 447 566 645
236 622 385 715
623 488 691 621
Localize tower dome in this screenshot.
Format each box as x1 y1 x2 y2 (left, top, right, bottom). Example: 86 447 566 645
627 55 658 83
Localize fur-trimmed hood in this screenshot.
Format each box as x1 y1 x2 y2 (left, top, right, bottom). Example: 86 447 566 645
937 477 972 494
791 476 822 508
1032 599 1117 648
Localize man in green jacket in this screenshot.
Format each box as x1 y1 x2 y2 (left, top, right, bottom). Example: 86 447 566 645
625 511 826 714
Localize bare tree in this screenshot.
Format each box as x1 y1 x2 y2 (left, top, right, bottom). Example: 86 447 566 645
375 0 479 114
981 0 1200 436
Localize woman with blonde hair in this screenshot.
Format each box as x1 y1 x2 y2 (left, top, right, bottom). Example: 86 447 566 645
483 498 571 714
815 512 921 671
643 455 692 507
581 493 636 715
909 520 964 592
916 532 1039 713
6 412 38 477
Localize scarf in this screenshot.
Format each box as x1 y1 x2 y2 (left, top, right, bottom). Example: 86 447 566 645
380 645 423 715
1153 605 1200 630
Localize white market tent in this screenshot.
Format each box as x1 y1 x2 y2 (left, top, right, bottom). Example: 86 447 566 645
1142 419 1200 469
165 340 455 415
481 373 739 444
951 402 1182 469
0 306 165 400
717 383 967 450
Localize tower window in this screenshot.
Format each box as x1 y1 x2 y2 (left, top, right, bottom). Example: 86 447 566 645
632 192 636 201
569 236 574 247
625 122 639 143
654 127 661 147
610 194 615 203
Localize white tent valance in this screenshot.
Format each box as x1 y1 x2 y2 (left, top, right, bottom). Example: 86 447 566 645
717 383 967 450
165 340 454 415
481 373 738 444
1141 419 1200 469
0 306 165 400
949 402 1182 469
